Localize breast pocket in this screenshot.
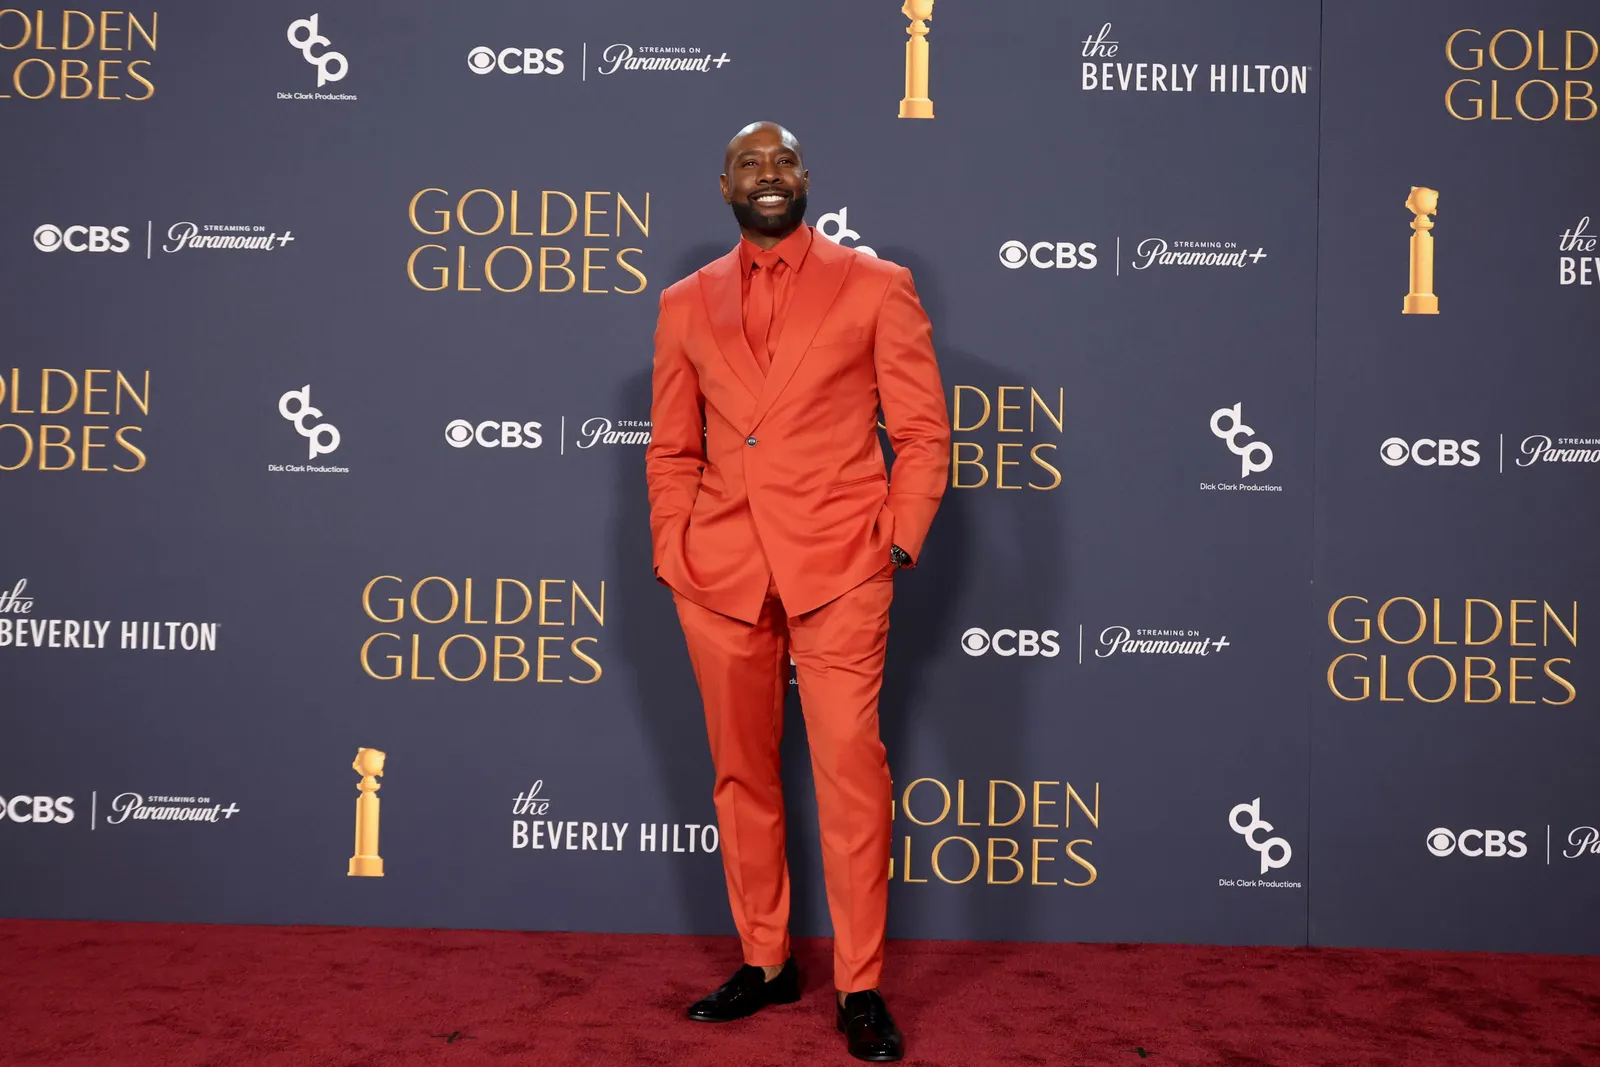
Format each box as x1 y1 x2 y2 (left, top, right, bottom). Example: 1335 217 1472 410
808 326 872 350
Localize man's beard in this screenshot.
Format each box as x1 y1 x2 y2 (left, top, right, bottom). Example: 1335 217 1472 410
731 191 808 236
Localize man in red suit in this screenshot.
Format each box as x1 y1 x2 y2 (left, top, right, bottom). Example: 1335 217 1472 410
646 121 950 1062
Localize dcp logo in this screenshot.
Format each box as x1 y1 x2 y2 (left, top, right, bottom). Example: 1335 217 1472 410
288 15 348 87
34 224 131 253
959 627 1061 658
467 46 565 75
1425 827 1528 858
1379 437 1480 467
0 795 75 824
1229 798 1291 874
279 386 340 458
445 419 543 449
999 240 1098 270
1210 404 1273 478
817 207 876 258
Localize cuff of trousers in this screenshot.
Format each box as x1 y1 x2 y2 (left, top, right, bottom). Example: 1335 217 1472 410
742 939 791 968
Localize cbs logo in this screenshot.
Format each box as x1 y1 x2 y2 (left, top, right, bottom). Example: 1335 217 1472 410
446 420 543 449
0 795 75 823
1425 827 1527 858
468 47 565 75
1380 437 1480 467
34 224 131 253
998 240 1098 270
960 627 1061 658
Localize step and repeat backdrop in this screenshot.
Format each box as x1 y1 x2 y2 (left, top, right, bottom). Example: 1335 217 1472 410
1 0 1595 954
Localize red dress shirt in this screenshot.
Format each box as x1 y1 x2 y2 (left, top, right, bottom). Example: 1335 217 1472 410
737 223 813 372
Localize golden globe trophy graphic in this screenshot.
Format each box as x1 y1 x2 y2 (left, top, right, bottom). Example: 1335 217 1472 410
899 0 935 119
348 747 386 877
1402 186 1440 315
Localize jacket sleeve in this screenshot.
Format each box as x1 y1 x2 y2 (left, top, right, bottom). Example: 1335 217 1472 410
645 287 705 582
873 265 950 564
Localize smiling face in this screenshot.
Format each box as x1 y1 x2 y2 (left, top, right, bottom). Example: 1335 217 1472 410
720 122 809 245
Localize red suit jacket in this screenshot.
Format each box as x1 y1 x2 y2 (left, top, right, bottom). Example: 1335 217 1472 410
646 228 950 623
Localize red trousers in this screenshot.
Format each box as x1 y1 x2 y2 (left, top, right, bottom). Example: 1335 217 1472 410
673 566 895 992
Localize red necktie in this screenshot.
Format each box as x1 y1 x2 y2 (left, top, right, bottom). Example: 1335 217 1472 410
745 250 781 373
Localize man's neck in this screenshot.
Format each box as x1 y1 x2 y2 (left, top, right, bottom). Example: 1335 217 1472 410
740 223 802 251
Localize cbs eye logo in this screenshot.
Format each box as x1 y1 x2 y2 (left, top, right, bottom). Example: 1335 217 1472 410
1380 437 1480 467
0 795 75 824
34 224 131 253
960 627 1061 658
1425 827 1527 858
998 240 1098 270
445 419 543 449
468 46 565 75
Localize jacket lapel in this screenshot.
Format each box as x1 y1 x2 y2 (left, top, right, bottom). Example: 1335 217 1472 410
697 250 766 399
748 233 854 431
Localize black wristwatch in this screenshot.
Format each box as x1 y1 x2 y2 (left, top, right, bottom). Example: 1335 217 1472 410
889 545 912 569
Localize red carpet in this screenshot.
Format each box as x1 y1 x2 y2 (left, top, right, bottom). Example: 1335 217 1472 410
3 921 1599 1066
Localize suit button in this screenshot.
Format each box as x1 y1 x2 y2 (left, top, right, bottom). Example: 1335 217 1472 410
746 436 758 447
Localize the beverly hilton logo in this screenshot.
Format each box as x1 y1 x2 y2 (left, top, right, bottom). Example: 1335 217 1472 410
348 747 385 877
1560 216 1598 286
898 0 935 119
1403 186 1440 315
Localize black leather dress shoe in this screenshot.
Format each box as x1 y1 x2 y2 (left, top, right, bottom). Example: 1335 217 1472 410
836 990 904 1062
686 958 801 1022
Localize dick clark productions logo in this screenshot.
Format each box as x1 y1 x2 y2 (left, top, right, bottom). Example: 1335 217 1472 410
1230 798 1291 874
1210 404 1273 478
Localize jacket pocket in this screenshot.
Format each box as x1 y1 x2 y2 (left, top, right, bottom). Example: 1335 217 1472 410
826 472 887 498
809 327 871 348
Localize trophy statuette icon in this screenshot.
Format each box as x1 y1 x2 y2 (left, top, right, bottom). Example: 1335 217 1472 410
348 747 386 877
1402 186 1439 315
899 0 935 119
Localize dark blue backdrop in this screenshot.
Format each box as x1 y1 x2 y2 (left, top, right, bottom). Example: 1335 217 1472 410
0 0 1594 954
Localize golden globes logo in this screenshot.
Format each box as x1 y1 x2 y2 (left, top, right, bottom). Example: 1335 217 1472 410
1446 28 1597 121
1402 187 1439 315
898 0 934 119
0 9 156 100
361 575 604 683
348 747 385 877
0 369 149 472
1326 596 1576 705
949 385 1063 490
891 777 1098 886
406 188 650 294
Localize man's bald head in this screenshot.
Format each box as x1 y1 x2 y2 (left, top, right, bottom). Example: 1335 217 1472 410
720 122 810 246
724 121 804 172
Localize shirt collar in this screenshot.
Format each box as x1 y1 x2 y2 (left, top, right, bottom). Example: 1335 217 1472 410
738 223 813 275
